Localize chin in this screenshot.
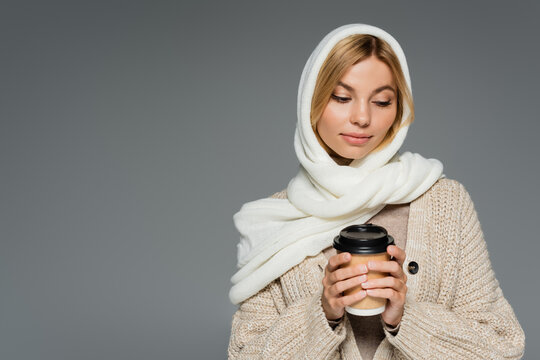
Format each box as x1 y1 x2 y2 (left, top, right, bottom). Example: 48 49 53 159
340 150 363 160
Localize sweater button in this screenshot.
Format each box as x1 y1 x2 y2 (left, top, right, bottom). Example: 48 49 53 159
407 261 419 274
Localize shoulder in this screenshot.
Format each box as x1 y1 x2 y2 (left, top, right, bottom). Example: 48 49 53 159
268 188 288 200
418 177 472 206
425 177 466 195
415 177 479 233
411 177 477 231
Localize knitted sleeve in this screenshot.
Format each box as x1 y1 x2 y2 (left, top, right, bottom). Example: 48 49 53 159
385 182 526 359
227 255 347 359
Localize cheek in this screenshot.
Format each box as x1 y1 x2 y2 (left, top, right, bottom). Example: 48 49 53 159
324 102 348 121
319 106 342 132
378 109 397 132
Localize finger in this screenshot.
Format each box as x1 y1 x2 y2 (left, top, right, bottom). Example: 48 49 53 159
360 276 405 291
367 259 405 280
338 289 367 308
387 245 406 267
326 252 351 273
329 263 368 284
365 288 402 303
329 274 368 296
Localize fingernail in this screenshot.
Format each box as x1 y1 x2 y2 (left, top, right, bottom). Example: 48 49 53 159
368 261 375 268
361 281 370 288
358 275 367 282
357 264 367 273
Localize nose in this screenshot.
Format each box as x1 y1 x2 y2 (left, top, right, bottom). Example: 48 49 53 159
351 98 370 127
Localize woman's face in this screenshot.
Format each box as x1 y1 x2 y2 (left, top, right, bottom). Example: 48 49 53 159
316 56 398 165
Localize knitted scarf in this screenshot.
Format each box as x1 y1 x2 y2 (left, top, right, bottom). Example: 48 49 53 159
229 24 444 305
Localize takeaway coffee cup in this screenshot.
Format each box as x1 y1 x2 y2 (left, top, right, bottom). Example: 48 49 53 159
333 223 395 316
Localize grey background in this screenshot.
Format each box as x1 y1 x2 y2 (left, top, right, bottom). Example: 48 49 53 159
1 0 538 359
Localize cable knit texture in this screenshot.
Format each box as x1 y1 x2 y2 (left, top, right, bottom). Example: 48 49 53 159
228 178 525 359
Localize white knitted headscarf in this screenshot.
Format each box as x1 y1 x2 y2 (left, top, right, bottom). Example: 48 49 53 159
229 24 444 305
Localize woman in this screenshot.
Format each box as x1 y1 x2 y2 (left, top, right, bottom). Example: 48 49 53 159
228 24 525 359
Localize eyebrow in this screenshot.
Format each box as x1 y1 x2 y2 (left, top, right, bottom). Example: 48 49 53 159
337 81 396 95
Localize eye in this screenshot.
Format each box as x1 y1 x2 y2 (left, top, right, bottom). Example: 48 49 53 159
373 100 392 107
331 94 350 103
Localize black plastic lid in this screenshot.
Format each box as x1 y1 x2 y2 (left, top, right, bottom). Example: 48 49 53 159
333 223 394 254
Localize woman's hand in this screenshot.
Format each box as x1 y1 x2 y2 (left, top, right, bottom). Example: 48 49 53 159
360 245 408 327
321 252 368 321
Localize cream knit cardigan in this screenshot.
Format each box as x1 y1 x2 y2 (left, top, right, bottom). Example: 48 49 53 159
228 179 525 359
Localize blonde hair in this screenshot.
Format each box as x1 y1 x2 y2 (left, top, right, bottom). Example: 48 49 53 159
311 34 414 155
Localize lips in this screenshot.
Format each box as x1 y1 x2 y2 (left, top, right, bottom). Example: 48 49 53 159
341 132 372 138
341 133 372 145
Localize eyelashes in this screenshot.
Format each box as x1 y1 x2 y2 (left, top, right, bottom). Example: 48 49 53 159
331 94 392 107
374 101 392 107
331 95 350 103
